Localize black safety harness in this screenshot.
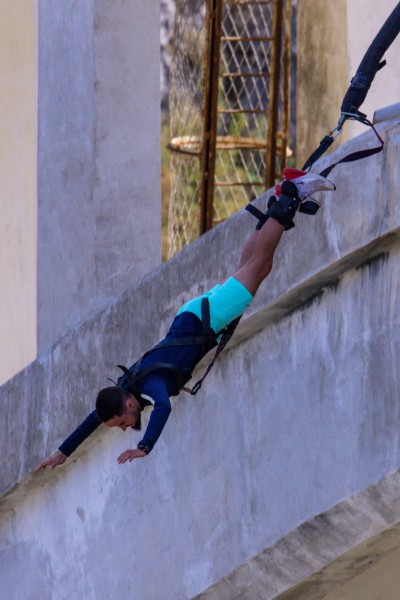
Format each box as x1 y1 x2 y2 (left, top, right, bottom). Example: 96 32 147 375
115 297 241 400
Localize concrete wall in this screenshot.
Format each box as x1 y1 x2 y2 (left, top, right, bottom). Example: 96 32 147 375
296 0 400 167
0 0 161 385
1 119 400 599
0 1 37 385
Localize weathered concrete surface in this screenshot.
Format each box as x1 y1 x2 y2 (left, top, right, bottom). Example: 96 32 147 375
1 120 400 598
37 0 161 353
194 470 400 599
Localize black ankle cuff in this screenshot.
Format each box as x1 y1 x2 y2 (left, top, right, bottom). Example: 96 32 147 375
266 193 300 227
254 194 278 230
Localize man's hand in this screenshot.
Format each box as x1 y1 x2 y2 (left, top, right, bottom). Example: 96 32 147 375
117 449 147 464
35 451 68 472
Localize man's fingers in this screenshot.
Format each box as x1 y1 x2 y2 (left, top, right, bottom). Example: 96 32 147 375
35 453 66 472
35 461 50 472
117 449 146 464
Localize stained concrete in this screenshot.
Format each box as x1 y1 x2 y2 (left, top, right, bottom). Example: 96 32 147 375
1 119 400 598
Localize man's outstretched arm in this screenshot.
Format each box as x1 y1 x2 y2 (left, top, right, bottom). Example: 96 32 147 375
35 410 101 471
35 450 68 471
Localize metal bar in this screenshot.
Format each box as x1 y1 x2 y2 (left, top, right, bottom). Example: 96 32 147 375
215 145 267 150
215 181 264 186
221 72 271 77
265 0 283 186
217 108 267 113
221 35 274 42
225 2 273 5
199 0 224 234
214 144 267 149
167 144 201 157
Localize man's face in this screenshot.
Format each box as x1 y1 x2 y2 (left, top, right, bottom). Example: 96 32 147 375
104 396 141 431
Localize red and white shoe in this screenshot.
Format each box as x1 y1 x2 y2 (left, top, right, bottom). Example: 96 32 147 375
276 167 335 200
249 167 335 230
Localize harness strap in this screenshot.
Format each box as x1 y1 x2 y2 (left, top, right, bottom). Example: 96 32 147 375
116 364 153 409
152 335 215 349
318 117 384 178
115 297 240 397
115 298 219 397
302 134 336 172
186 315 241 395
117 362 193 397
244 203 266 223
200 296 213 353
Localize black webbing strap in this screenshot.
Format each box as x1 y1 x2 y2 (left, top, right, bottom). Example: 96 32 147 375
302 134 336 172
115 298 219 397
245 203 266 222
318 117 384 178
116 364 153 408
301 115 384 178
151 335 214 350
200 296 212 351
117 362 193 398
118 362 187 385
186 315 241 395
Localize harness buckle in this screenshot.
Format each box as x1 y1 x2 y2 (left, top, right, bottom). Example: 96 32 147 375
190 381 202 395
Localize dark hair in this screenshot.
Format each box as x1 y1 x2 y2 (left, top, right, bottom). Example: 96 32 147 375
96 386 131 422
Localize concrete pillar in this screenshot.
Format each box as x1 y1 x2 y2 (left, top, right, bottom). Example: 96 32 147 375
0 1 38 385
296 0 400 168
37 0 161 352
0 0 161 383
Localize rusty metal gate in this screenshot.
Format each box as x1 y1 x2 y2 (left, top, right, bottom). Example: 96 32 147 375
168 0 292 257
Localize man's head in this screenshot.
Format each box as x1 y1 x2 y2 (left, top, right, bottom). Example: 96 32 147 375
96 387 142 431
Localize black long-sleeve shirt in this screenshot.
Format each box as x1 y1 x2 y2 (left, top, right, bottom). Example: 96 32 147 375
59 312 212 456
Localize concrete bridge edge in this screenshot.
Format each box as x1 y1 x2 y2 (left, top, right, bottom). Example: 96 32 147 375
193 468 400 599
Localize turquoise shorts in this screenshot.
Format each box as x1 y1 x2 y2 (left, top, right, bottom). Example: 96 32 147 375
177 276 253 334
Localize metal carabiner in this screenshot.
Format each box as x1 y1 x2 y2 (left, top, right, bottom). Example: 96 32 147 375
328 124 343 140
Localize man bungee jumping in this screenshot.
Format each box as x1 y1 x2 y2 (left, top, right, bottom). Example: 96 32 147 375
36 168 335 472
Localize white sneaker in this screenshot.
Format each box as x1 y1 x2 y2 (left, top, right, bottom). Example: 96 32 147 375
276 168 336 201
290 171 336 199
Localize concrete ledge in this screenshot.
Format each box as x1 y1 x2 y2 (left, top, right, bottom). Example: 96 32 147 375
1 118 400 502
193 469 400 600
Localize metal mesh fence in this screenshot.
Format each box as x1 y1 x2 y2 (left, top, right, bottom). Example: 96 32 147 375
168 0 292 258
167 0 205 256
